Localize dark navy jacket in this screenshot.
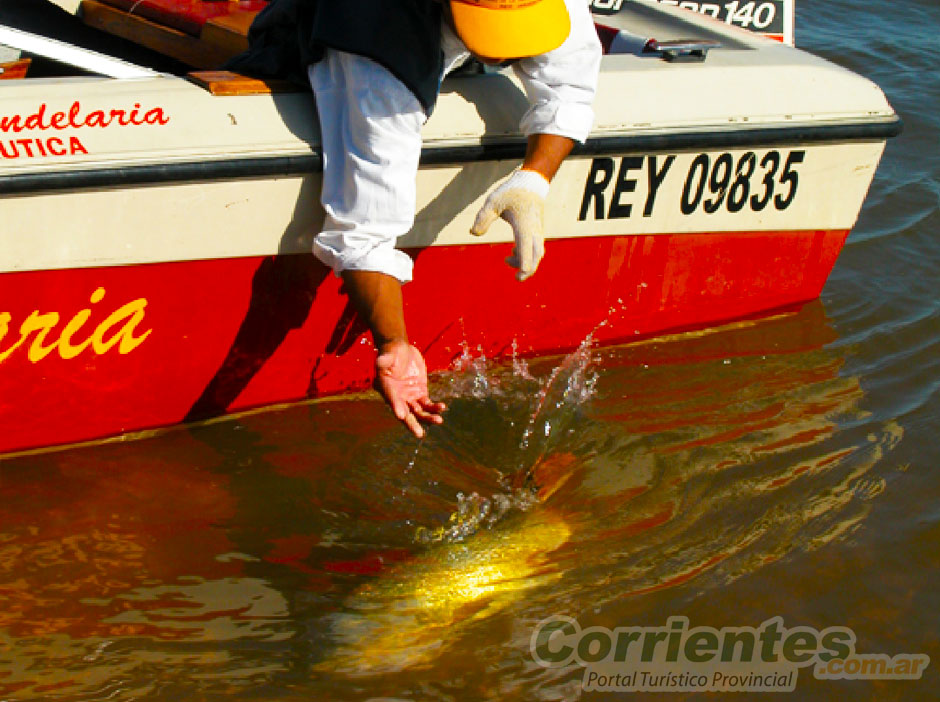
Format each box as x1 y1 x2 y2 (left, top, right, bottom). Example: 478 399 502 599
226 0 444 112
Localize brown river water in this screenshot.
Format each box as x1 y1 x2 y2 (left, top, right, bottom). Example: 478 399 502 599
1 0 938 699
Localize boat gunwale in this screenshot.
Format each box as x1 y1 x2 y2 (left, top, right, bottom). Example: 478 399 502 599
0 115 902 196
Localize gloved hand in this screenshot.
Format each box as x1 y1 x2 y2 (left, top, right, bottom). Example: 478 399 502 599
471 168 551 281
375 340 446 439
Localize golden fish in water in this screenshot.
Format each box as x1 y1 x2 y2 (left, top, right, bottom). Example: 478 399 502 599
316 510 571 676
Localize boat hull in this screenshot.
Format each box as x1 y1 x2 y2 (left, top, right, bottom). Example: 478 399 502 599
0 0 900 453
0 225 848 455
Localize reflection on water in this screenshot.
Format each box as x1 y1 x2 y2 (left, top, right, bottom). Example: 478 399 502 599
0 299 908 700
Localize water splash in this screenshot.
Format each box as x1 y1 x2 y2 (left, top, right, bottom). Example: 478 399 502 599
414 489 539 544
516 331 599 465
510 338 534 381
447 340 496 399
403 438 423 475
416 330 600 543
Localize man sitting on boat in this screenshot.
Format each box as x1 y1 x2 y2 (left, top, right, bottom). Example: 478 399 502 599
231 0 601 437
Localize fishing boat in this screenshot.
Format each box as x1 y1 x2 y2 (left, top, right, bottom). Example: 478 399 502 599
0 0 900 455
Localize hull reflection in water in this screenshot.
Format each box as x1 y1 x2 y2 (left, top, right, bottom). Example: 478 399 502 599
317 510 571 676
512 301 902 614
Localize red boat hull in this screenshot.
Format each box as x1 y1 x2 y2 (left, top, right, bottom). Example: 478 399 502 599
0 228 847 455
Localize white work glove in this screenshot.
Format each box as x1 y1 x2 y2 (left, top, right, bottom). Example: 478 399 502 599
471 168 551 281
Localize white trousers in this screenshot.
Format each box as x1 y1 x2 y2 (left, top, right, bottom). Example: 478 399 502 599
308 51 425 284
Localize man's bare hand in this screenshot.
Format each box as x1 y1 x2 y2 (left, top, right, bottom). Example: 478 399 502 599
375 340 446 438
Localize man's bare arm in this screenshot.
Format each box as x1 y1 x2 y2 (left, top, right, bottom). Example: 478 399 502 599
342 270 446 437
522 132 575 181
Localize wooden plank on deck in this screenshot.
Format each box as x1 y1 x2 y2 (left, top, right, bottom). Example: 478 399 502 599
0 58 31 80
200 10 255 59
80 0 242 68
187 70 299 96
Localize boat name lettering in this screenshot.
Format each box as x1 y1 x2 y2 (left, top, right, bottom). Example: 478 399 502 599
0 287 152 366
0 102 169 160
0 101 170 134
579 149 805 220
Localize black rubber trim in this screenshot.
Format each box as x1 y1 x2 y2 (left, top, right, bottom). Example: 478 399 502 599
0 154 322 196
0 117 901 195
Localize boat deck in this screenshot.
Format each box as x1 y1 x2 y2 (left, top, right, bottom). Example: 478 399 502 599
80 0 263 69
74 0 757 71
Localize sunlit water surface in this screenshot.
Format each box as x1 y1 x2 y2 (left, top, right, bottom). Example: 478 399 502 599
1 0 938 699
